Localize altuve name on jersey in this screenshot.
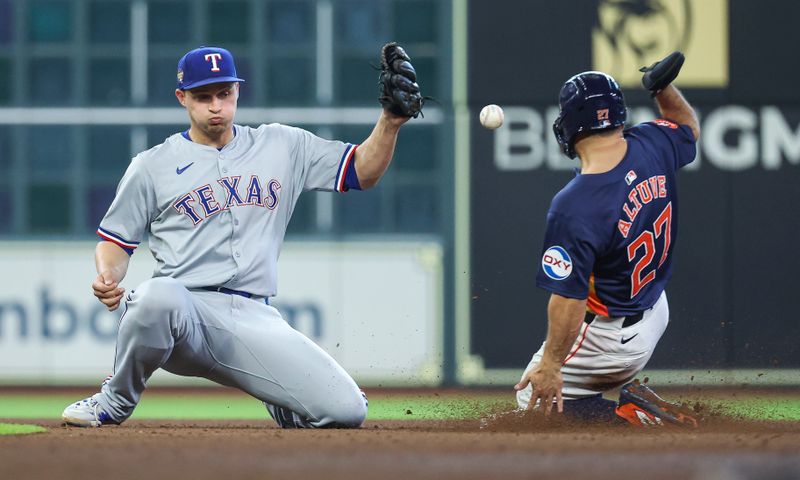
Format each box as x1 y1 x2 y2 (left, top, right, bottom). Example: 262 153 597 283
173 175 281 225
617 174 667 238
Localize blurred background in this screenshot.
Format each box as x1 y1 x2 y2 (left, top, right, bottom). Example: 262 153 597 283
0 0 449 237
0 0 797 388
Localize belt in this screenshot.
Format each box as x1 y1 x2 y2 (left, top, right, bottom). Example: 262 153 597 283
201 286 252 298
200 286 269 304
584 310 644 328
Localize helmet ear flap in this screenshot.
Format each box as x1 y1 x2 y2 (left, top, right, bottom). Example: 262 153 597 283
552 113 577 159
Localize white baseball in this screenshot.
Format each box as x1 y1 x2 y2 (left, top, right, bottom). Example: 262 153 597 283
479 104 504 130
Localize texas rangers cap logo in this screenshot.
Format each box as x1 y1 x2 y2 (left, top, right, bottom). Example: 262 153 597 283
176 46 245 90
542 246 573 280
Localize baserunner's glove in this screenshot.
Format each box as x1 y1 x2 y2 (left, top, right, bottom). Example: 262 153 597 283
640 51 685 97
378 42 423 118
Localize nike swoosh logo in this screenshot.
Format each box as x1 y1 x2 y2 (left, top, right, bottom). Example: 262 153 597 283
621 334 639 344
176 162 195 175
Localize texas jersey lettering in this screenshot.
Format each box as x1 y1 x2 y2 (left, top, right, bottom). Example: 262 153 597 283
172 175 282 225
97 124 358 297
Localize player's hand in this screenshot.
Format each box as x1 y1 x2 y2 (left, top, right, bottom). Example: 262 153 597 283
92 272 125 312
515 361 563 414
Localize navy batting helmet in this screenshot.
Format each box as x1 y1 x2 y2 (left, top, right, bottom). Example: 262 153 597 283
552 71 627 159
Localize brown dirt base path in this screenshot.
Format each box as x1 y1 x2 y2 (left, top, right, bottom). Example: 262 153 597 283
2 416 799 480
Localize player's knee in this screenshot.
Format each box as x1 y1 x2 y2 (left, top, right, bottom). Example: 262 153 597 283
129 277 188 321
320 390 368 428
330 404 367 428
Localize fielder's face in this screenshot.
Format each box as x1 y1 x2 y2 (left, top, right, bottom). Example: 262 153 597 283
176 82 239 138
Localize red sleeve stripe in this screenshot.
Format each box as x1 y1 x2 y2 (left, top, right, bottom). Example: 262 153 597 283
335 143 358 192
96 229 139 249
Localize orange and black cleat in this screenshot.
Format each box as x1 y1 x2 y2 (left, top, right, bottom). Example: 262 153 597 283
615 380 699 428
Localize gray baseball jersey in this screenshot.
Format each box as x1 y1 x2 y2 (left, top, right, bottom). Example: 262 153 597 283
97 123 357 297
61 44 373 429
89 124 367 428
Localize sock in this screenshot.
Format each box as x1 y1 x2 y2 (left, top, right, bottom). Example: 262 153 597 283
562 394 625 423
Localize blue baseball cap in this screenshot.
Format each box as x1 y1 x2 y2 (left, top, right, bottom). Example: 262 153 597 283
176 46 245 90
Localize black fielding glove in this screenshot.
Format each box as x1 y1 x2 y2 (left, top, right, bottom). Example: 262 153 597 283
378 42 423 118
640 51 685 97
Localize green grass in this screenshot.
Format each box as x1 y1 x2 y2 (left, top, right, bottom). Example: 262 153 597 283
0 392 514 421
367 394 514 420
0 391 797 422
718 397 800 421
0 423 47 435
0 394 266 420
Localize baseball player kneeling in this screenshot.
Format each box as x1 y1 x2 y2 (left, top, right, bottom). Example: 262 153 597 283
62 44 423 428
514 52 700 427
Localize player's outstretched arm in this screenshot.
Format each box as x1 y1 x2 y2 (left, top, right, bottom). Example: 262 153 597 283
640 51 700 141
353 111 408 189
353 42 424 189
655 85 700 141
514 294 587 414
93 241 132 311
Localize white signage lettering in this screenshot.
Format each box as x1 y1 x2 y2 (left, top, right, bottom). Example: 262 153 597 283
494 107 545 170
492 105 799 171
703 106 758 170
761 106 800 169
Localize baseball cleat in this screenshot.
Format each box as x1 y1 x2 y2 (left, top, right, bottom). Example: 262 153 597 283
264 402 313 429
264 391 368 429
616 380 699 428
615 402 664 426
62 394 118 427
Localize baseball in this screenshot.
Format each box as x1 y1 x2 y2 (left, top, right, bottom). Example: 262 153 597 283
479 104 504 129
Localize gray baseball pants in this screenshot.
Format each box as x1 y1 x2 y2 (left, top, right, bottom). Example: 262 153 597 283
516 291 669 408
93 277 367 427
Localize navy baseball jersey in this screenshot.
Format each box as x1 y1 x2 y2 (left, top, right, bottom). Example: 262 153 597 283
537 120 696 316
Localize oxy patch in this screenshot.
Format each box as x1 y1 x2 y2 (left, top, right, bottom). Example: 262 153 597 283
542 246 573 280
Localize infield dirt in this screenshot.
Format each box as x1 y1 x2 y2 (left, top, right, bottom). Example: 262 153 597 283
2 388 799 480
